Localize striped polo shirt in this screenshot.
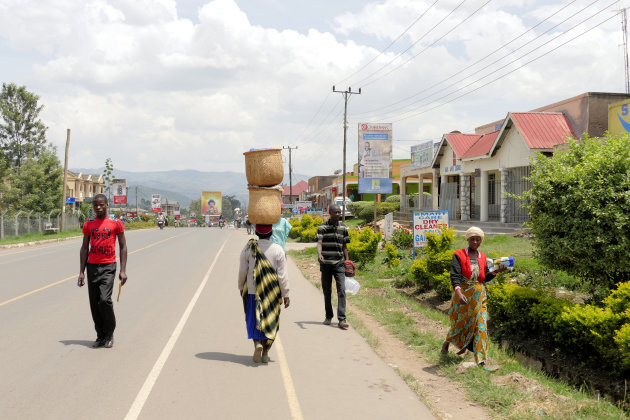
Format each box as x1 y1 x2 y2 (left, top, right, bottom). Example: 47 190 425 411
316 220 350 265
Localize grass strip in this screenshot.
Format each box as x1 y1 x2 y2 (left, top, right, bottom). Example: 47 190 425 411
289 248 628 419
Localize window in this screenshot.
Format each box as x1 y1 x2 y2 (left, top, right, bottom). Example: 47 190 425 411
488 173 496 205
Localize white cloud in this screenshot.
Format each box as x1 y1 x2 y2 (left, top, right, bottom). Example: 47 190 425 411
0 0 627 179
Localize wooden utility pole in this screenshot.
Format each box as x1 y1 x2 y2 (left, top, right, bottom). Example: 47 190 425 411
622 9 629 93
283 146 298 205
333 86 361 221
60 129 70 232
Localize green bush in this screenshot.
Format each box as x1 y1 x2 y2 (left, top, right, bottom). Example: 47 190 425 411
522 133 630 290
385 194 400 203
300 214 314 229
487 281 630 374
289 225 302 239
433 271 452 301
390 227 413 249
299 226 318 242
383 243 401 268
409 258 431 291
347 227 382 267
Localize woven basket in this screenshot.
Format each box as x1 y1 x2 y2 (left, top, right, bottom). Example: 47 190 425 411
248 187 281 225
243 149 284 187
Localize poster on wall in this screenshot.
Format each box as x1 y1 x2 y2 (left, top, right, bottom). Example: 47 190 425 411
201 191 222 216
412 210 450 249
358 122 393 194
608 100 630 135
112 179 127 204
151 194 161 213
410 141 433 169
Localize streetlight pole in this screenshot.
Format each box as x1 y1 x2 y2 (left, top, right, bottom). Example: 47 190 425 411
332 86 361 221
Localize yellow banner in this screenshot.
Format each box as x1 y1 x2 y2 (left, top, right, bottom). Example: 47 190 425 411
608 100 630 135
201 191 222 216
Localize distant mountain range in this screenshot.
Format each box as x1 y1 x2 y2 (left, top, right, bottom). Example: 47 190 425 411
70 168 310 209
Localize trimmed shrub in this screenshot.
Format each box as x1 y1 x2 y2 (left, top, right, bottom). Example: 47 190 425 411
409 258 431 292
383 243 401 268
348 227 382 267
433 271 452 301
385 194 400 203
299 226 318 242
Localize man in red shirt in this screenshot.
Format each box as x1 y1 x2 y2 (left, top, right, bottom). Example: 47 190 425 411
78 194 128 348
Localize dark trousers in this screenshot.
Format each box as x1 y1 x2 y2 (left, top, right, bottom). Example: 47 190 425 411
320 262 346 321
86 262 117 339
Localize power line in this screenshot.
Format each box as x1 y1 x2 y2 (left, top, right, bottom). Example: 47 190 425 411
335 0 440 86
353 0 581 117
358 0 492 88
386 11 619 124
364 0 616 123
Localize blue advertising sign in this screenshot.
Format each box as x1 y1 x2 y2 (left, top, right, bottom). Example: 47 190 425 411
358 178 393 194
66 197 76 204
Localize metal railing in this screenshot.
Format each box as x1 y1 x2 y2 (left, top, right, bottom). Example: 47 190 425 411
0 210 84 240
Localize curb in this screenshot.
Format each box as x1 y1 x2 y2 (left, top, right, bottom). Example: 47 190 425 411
0 235 83 250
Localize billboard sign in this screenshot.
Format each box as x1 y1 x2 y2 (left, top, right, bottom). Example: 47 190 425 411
412 210 450 248
358 122 392 194
113 179 127 205
608 100 630 135
410 140 433 169
174 210 181 220
151 194 161 213
201 191 222 216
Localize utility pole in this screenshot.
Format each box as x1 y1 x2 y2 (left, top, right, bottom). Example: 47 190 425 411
622 9 630 93
283 146 298 206
60 129 70 232
135 186 138 219
332 86 361 221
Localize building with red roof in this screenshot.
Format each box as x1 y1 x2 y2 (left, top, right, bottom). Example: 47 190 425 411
400 92 630 225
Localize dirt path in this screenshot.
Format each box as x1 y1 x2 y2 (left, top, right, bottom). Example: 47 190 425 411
293 256 490 420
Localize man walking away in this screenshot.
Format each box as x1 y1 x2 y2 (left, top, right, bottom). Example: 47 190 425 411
317 205 350 329
78 194 128 348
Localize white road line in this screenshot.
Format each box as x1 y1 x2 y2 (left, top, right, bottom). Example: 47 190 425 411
124 239 228 420
275 337 304 420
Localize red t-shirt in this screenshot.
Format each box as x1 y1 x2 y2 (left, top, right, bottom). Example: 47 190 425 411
82 218 124 264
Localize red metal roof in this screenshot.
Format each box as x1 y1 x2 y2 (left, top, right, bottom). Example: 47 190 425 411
443 133 481 157
461 130 499 159
509 112 575 149
281 180 308 196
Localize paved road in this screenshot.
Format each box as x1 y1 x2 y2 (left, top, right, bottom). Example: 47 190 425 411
0 228 434 420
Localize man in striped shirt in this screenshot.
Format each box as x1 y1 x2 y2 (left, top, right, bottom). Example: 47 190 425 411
317 205 350 329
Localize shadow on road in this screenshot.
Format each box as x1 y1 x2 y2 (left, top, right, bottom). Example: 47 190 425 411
195 352 258 366
59 340 94 347
294 320 328 329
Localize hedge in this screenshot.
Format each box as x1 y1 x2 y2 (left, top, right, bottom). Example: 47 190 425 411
487 281 630 374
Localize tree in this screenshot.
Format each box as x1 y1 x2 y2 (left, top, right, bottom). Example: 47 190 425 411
0 83 47 172
522 134 630 291
103 158 114 203
221 194 241 220
188 198 201 216
6 144 62 213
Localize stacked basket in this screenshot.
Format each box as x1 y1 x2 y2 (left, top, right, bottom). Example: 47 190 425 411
244 148 283 225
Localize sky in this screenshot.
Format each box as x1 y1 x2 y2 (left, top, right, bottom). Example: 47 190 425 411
0 0 628 176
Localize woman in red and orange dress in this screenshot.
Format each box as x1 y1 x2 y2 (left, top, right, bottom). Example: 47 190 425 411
440 227 506 368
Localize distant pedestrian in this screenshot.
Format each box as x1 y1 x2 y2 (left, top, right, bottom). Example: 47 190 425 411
77 194 128 349
245 218 252 235
238 224 290 363
271 217 292 253
317 205 350 330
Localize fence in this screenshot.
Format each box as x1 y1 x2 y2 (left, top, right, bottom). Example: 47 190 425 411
401 194 433 211
503 166 531 223
0 210 84 240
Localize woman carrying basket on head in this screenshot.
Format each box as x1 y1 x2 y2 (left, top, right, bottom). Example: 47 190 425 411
440 227 506 369
238 224 290 363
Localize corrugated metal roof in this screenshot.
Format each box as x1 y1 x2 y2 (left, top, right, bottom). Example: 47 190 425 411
461 130 499 159
444 133 481 157
510 112 575 149
281 180 308 196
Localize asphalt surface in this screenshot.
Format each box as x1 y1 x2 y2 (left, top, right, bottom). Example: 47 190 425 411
0 227 434 420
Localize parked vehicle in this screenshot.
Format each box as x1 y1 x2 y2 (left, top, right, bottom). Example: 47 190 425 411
333 196 353 218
